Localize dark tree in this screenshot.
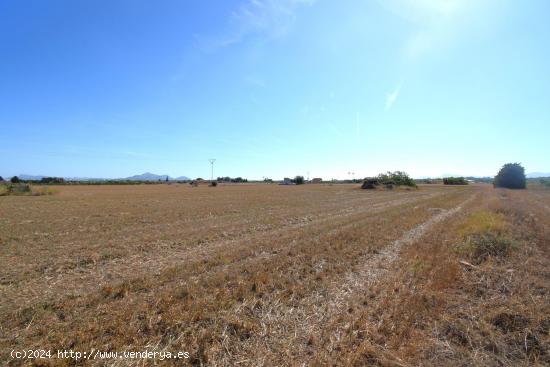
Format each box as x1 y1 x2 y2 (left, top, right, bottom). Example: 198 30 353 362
11 176 20 183
294 176 304 185
494 163 526 189
0 176 4 182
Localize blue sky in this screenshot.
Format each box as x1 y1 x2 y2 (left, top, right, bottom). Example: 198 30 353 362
1 0 549 180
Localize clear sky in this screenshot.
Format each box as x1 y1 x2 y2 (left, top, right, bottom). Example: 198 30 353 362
1 0 549 180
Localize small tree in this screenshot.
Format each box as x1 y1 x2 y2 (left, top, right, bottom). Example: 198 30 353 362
494 163 526 189
294 176 304 185
11 176 20 183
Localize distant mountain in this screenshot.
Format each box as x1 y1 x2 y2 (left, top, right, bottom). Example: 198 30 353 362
125 172 171 181
9 172 191 182
64 177 103 181
526 172 550 178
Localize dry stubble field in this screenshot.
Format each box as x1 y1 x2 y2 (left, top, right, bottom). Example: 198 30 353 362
0 183 549 366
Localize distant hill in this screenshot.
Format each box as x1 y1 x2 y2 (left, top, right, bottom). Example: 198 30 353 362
125 173 191 181
125 172 171 181
11 172 191 182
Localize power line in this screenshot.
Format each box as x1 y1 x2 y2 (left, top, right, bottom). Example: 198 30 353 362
208 159 216 181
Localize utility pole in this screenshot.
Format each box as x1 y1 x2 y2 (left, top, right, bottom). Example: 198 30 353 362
208 159 216 181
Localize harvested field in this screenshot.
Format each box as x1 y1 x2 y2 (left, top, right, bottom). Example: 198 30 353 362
1 184 549 366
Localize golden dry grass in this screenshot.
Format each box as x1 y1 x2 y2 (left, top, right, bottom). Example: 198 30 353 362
0 183 548 366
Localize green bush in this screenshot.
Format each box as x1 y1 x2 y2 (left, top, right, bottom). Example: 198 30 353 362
443 177 468 185
494 163 526 189
379 171 416 187
10 176 20 183
361 171 416 189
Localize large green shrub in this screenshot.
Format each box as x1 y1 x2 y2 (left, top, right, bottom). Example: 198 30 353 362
380 171 416 187
443 177 468 185
494 163 526 189
361 171 416 189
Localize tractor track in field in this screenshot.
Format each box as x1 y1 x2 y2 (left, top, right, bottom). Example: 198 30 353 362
209 192 478 365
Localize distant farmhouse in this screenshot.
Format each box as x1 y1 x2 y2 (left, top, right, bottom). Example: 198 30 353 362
310 178 322 184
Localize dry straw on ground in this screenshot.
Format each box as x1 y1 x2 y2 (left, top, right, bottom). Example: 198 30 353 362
0 183 548 366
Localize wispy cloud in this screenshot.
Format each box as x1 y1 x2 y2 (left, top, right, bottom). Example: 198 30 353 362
385 85 402 110
199 0 315 52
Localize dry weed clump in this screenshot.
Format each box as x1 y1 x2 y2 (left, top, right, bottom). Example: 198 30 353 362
0 183 31 196
455 209 517 264
31 186 58 196
460 232 517 263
